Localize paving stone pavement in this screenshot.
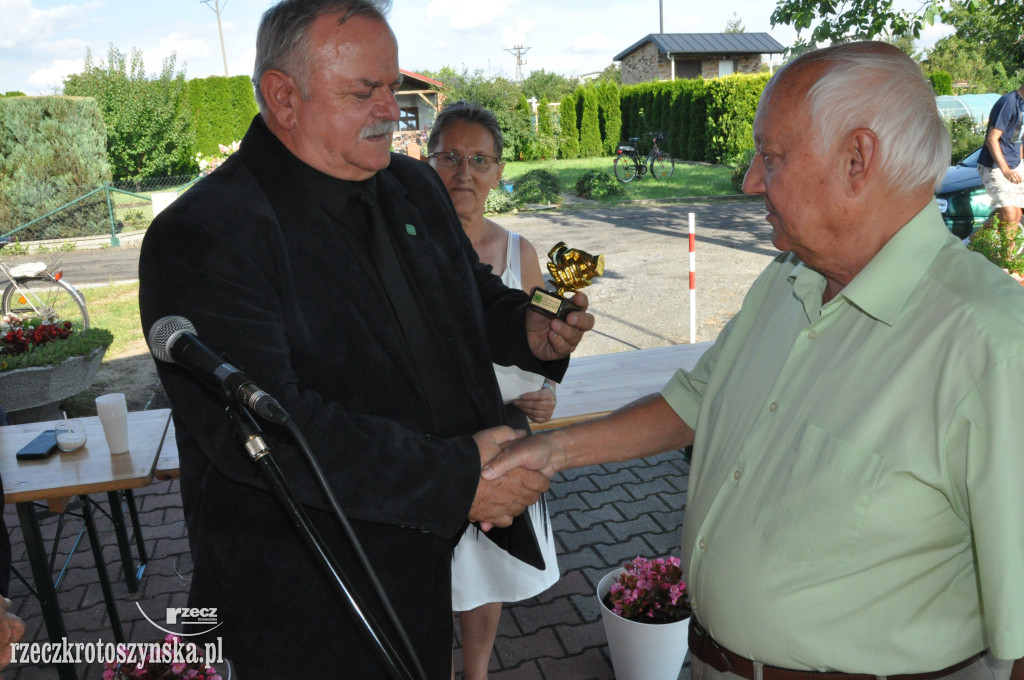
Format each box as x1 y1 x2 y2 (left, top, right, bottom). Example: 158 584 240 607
3 448 693 680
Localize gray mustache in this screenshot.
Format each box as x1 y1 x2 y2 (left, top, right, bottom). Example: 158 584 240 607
360 120 397 139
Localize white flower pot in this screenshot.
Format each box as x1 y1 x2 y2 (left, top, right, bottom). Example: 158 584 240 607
597 568 690 680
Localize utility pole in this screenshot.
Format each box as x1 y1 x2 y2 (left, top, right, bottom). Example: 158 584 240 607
201 0 230 77
504 45 531 85
659 0 664 33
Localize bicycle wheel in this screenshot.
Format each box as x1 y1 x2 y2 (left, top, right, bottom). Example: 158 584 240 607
614 156 638 183
650 152 675 179
2 276 90 329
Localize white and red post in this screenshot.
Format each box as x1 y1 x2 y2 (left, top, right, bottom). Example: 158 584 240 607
689 213 696 344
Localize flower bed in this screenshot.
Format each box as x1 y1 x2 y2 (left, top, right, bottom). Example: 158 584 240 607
1 313 113 413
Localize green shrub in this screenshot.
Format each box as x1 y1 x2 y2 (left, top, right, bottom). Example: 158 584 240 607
946 114 985 164
929 71 953 96
514 169 561 205
484 187 517 214
0 96 112 240
967 218 1024 275
523 133 558 161
574 170 624 199
729 149 755 192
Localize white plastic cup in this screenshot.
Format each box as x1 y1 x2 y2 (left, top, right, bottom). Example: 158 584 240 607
95 393 129 454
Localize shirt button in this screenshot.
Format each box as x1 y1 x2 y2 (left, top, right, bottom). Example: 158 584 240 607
733 470 742 481
808 329 818 339
768 401 778 412
699 539 707 550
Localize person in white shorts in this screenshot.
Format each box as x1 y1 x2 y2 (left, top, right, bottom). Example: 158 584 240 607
977 82 1024 239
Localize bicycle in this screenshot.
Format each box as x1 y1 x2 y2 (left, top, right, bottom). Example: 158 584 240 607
614 132 675 183
0 236 89 329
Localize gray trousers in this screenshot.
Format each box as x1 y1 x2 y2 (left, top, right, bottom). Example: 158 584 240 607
690 651 1011 680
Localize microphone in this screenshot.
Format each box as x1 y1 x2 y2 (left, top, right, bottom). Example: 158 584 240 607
148 315 290 425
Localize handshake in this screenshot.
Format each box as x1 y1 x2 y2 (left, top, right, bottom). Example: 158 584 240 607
468 425 565 531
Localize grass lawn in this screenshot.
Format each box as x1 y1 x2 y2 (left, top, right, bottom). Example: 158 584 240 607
501 156 736 203
80 281 143 360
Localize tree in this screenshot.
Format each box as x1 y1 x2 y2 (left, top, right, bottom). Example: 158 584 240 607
884 34 921 60
724 12 746 33
63 46 195 182
926 35 1020 93
537 96 554 137
428 67 532 161
594 64 622 85
578 85 603 158
521 69 574 103
771 0 948 43
926 0 1024 81
597 81 622 155
771 0 1024 83
558 91 580 159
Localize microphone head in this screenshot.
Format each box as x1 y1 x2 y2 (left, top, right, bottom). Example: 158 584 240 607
148 315 197 364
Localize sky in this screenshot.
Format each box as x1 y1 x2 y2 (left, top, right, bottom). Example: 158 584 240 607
0 0 956 96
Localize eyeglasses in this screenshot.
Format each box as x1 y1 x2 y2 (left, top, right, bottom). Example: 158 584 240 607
428 151 500 172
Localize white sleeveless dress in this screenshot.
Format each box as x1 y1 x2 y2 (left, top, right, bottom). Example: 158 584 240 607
450 232 560 611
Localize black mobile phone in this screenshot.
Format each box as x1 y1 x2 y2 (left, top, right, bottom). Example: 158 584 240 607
16 429 58 461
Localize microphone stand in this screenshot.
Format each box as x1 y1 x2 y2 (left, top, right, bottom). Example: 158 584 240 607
225 404 422 680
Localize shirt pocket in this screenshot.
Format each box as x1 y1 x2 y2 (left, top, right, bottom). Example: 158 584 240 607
747 421 883 564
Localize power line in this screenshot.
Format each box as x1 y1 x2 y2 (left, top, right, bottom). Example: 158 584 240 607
504 45 531 84
201 0 230 77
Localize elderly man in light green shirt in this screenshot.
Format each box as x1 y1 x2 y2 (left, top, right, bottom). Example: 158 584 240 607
483 41 1024 680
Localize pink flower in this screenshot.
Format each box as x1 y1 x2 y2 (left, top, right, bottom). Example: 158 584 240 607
605 555 689 623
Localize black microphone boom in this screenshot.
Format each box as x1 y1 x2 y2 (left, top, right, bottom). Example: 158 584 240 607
148 315 290 426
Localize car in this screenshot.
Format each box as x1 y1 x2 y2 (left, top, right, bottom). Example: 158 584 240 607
935 146 991 240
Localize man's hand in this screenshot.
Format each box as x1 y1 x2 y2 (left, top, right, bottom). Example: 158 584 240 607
1002 167 1023 184
0 597 25 672
470 426 546 530
526 292 595 362
482 432 562 481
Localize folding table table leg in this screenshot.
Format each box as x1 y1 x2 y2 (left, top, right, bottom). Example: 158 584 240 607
106 490 147 592
16 502 78 680
79 495 125 644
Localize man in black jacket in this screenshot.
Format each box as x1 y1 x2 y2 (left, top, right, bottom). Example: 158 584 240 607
138 1 593 677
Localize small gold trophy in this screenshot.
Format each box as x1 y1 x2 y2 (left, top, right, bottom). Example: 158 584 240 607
529 241 605 319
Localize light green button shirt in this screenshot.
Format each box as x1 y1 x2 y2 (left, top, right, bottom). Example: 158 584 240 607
662 205 1024 673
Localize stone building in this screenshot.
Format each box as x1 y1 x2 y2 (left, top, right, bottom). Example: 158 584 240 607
614 33 785 85
391 69 444 158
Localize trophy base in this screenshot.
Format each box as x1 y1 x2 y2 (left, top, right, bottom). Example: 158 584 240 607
529 287 581 320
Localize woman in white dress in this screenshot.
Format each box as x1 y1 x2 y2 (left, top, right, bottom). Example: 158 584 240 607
427 100 560 680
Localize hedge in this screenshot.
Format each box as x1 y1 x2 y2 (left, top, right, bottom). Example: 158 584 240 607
620 73 767 164
186 75 258 157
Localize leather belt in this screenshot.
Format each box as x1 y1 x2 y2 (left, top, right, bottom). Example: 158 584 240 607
689 619 987 680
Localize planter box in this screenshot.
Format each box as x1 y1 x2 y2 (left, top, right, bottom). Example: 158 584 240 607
0 346 107 414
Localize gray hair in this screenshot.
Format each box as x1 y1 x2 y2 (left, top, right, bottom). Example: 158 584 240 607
252 0 392 115
427 100 504 158
774 41 950 194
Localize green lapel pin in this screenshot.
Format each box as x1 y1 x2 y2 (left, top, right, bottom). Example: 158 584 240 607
405 224 417 236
